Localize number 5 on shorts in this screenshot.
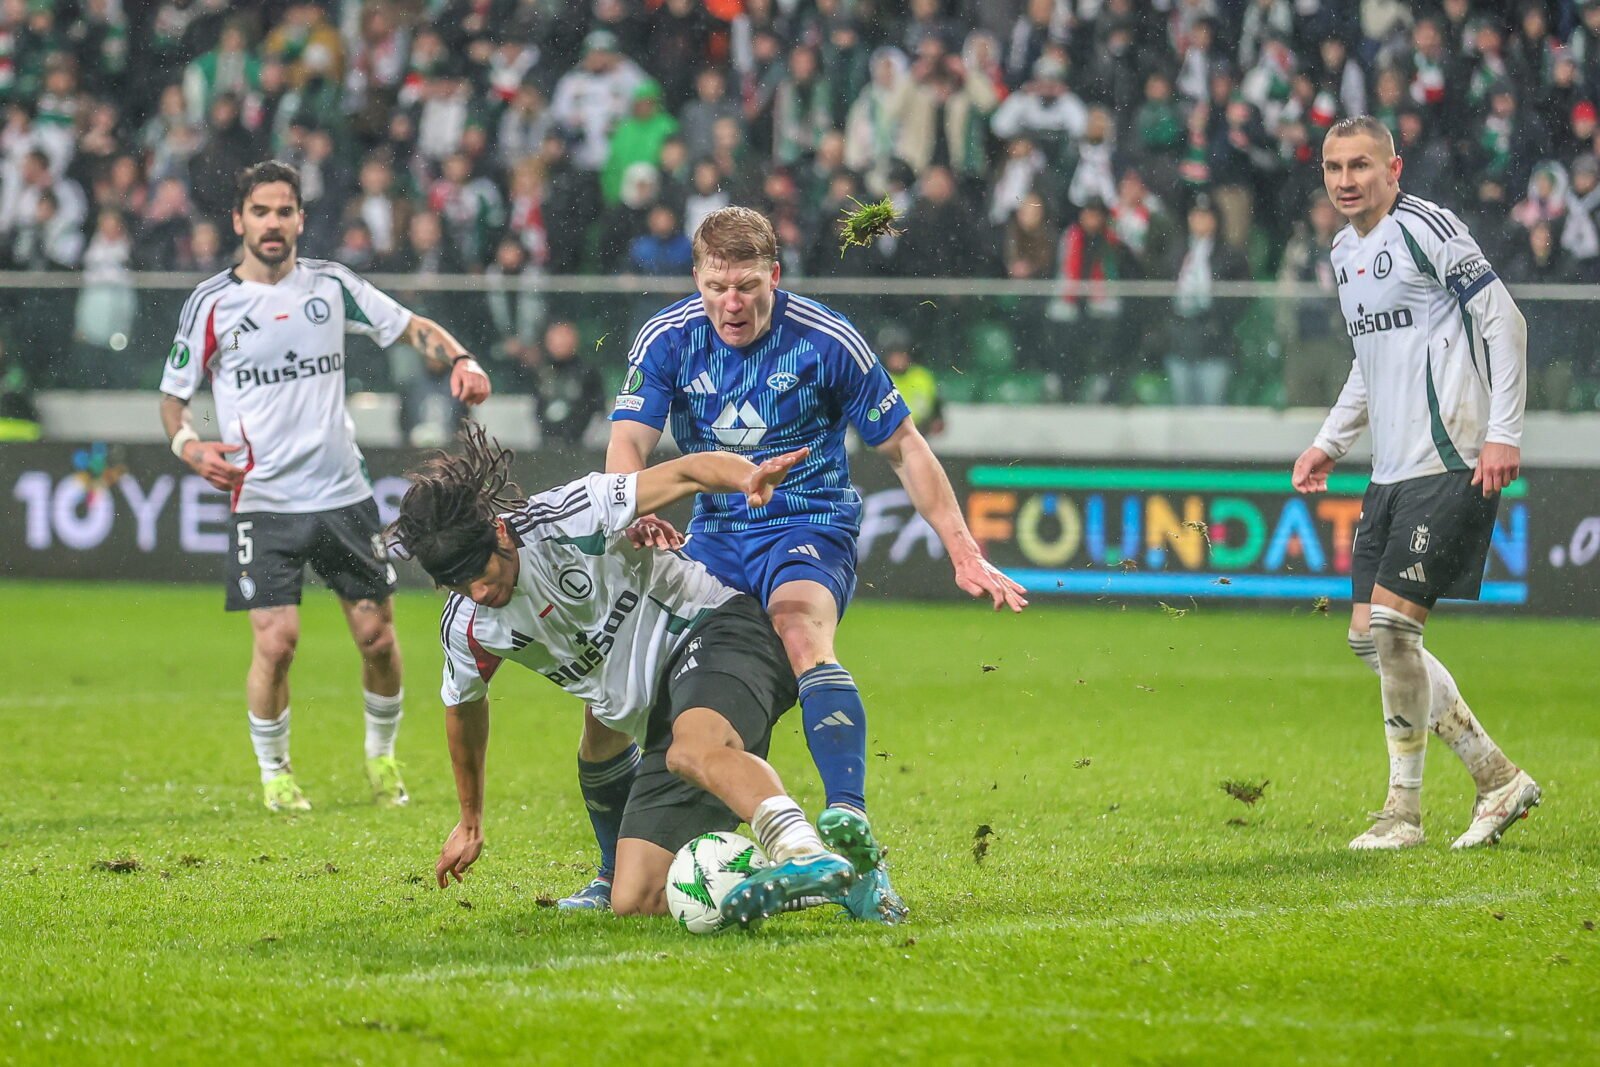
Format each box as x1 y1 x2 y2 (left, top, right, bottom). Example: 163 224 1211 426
237 521 254 565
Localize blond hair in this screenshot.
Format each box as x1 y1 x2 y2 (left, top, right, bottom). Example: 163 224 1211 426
692 206 777 270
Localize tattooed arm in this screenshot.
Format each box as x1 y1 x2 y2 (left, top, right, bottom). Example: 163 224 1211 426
402 314 492 405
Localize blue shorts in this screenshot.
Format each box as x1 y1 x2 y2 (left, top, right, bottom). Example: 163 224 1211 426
684 524 859 619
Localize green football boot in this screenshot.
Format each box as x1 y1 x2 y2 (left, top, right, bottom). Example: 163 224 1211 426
263 772 311 813
365 755 409 808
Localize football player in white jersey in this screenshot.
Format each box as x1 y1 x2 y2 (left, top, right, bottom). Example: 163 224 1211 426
389 426 859 929
158 161 492 813
1292 117 1540 851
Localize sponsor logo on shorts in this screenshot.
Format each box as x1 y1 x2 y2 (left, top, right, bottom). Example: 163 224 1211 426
1410 524 1430 554
304 296 331 324
557 566 594 600
685 637 702 655
613 394 645 412
766 371 799 393
673 655 699 680
371 534 387 561
168 342 190 369
238 574 257 601
787 544 821 560
1400 562 1428 583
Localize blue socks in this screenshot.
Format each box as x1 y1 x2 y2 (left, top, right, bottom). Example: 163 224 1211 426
798 663 868 812
578 743 640 879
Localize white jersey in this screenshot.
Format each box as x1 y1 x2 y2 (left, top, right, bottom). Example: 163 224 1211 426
1313 193 1526 484
438 472 737 740
159 259 413 513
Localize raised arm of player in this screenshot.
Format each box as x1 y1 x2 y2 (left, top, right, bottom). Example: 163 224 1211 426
1467 279 1528 496
874 420 1028 612
1297 358 1370 493
158 392 245 492
607 415 683 549
436 695 490 887
402 313 492 405
635 447 809 516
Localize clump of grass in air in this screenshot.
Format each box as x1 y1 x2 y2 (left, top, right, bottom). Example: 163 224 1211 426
838 196 903 256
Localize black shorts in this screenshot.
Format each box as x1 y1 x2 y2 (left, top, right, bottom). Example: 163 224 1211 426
1351 470 1500 610
225 499 397 612
617 595 798 853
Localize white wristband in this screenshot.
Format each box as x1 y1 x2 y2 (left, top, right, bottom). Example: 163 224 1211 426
170 426 200 460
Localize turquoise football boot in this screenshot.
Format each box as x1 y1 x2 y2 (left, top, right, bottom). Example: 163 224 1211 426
718 852 856 931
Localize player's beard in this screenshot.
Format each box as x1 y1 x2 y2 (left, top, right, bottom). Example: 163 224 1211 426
250 232 295 266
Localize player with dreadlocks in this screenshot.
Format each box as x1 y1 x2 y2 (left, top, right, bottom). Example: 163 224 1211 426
390 424 863 928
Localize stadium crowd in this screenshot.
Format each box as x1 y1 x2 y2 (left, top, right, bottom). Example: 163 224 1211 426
1 0 1598 414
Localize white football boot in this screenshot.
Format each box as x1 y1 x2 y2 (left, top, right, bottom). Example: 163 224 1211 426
1349 811 1425 850
1451 770 1541 849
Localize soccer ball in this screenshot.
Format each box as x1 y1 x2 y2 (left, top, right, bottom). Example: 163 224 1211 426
666 831 768 934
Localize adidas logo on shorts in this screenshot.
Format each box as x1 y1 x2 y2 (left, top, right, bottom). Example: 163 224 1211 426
788 544 821 560
1400 562 1428 583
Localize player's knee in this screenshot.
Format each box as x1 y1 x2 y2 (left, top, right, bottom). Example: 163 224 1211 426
611 882 667 917
664 738 706 784
255 628 298 671
359 624 397 663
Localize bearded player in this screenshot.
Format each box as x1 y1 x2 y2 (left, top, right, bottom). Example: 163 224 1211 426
158 160 491 812
555 206 1027 918
1293 117 1540 850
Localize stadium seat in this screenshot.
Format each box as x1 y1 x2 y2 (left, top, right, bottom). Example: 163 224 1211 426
966 323 1016 378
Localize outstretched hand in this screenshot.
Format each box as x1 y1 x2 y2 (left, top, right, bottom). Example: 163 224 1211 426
954 553 1028 612
435 821 483 888
744 447 810 507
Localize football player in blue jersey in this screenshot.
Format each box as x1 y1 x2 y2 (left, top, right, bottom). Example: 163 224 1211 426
558 206 1027 921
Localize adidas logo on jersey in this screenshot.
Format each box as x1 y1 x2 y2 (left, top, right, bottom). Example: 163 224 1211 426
1400 562 1427 583
682 370 717 395
787 544 821 560
812 711 856 730
711 401 767 448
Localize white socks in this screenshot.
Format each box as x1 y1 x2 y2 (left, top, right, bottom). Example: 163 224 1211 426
363 689 404 759
1369 607 1429 822
751 796 825 863
247 708 291 783
1353 611 1517 817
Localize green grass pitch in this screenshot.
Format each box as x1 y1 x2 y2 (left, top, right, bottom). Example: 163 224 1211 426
1 581 1596 1064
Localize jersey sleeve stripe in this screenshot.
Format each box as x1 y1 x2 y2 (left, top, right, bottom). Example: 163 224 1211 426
785 301 874 374
510 485 588 524
179 272 235 335
465 608 502 683
1401 195 1457 234
1396 203 1449 243
787 293 879 364
1408 197 1459 238
509 498 593 536
627 299 703 367
440 593 465 645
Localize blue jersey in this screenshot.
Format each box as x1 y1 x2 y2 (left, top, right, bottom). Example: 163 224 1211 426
609 289 911 535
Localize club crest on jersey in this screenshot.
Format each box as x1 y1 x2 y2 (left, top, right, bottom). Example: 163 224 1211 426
1410 525 1430 554
304 296 331 325
766 371 799 393
557 566 594 600
1373 250 1393 278
238 574 257 601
